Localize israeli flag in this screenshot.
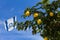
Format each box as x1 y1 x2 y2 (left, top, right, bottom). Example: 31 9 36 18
4 16 17 31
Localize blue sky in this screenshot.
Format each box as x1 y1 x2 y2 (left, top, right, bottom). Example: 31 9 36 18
0 0 44 40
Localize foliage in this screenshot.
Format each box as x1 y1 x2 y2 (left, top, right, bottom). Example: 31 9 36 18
16 0 60 40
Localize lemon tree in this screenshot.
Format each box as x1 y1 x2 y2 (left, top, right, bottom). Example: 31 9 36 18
16 0 60 40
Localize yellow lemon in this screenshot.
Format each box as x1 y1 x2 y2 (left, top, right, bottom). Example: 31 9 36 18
25 11 30 16
49 12 54 17
33 13 39 18
37 19 42 25
44 37 48 40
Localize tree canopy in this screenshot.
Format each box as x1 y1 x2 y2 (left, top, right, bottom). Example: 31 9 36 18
15 0 60 40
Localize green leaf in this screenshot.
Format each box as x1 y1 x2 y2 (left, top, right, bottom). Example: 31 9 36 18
42 0 50 5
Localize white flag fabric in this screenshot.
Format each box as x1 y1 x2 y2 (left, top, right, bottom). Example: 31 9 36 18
4 16 17 31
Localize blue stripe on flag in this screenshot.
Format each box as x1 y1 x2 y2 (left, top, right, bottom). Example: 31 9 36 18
13 16 15 27
5 21 8 31
13 16 17 28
